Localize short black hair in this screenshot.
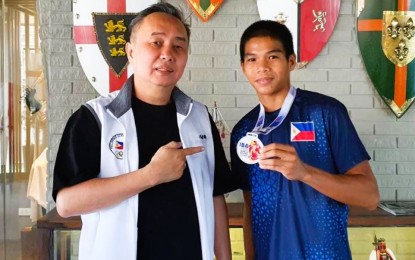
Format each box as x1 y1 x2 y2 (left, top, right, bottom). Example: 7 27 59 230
129 2 190 41
240 20 294 62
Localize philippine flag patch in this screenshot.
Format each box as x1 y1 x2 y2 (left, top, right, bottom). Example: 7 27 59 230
109 133 124 159
290 122 315 142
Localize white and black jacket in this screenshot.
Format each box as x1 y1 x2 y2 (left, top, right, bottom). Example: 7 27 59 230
80 76 216 260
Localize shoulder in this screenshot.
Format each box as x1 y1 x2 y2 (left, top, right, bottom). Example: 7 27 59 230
234 105 260 129
231 105 260 141
68 105 95 123
86 91 119 109
187 100 210 122
297 88 343 106
66 105 100 131
191 99 207 111
295 88 347 113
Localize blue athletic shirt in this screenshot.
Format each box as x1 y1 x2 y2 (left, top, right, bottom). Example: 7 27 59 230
230 88 370 260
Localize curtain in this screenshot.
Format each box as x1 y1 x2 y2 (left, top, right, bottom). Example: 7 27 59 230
1 7 46 176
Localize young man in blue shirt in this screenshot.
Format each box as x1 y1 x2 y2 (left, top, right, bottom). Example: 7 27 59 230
231 20 380 259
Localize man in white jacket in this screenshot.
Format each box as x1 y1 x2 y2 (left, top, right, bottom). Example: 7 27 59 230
53 3 235 260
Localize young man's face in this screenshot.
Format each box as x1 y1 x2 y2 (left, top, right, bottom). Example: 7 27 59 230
126 12 188 90
241 36 296 98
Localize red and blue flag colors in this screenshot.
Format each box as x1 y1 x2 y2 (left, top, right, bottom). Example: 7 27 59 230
290 122 315 142
115 141 123 150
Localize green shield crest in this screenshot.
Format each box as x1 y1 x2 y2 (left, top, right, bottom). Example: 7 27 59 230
357 1 415 118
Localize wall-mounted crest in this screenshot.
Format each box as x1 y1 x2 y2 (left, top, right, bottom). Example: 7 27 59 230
73 0 158 96
186 0 224 22
257 0 340 68
357 0 415 118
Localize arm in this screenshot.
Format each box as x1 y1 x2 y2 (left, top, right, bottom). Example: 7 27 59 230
56 142 203 217
213 195 231 260
56 165 154 217
259 143 380 210
243 191 254 260
301 160 379 210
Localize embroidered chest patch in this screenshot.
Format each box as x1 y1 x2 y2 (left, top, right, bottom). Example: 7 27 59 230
290 122 315 142
109 133 124 159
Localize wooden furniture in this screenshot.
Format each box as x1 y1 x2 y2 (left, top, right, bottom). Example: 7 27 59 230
227 203 415 227
36 203 415 229
23 203 415 259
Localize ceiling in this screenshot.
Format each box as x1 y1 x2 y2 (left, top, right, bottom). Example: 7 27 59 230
4 0 37 15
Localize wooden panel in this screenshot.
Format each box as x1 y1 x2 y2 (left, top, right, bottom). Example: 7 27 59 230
21 227 51 260
37 203 415 230
4 0 36 14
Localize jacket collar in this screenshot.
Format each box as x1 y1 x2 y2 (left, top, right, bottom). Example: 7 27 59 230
106 75 193 118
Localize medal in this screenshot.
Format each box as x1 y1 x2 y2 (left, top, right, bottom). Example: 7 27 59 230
236 86 297 164
236 133 264 164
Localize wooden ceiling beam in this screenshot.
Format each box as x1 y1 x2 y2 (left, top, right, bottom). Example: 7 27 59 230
6 5 36 16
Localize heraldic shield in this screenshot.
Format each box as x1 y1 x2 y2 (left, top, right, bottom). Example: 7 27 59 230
186 0 224 22
93 13 137 77
73 0 157 96
357 0 415 118
257 0 340 68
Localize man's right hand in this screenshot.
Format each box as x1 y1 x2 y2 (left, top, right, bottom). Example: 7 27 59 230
146 141 204 185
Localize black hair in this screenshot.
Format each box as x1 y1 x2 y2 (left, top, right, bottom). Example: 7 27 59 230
129 2 190 41
240 20 294 62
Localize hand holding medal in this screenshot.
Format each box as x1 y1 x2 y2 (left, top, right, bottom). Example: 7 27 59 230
236 133 264 164
236 86 296 165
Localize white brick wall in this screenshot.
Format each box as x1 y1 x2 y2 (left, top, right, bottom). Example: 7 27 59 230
40 0 415 209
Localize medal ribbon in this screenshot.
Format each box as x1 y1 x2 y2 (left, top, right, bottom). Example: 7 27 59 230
251 85 296 135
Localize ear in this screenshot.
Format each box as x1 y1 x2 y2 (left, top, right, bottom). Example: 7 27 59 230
288 54 296 71
125 42 133 62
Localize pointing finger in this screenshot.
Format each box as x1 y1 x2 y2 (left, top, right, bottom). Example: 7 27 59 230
182 146 204 156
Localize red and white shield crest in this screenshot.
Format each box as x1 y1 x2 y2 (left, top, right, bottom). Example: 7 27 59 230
257 0 340 68
73 0 158 96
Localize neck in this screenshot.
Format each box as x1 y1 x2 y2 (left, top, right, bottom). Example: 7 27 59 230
134 84 174 105
259 87 290 112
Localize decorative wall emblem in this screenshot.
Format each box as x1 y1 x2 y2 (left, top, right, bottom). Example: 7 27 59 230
73 0 158 96
256 0 340 68
383 13 415 67
357 0 415 118
93 14 135 77
186 0 224 22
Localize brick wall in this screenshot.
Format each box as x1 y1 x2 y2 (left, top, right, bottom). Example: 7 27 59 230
39 0 415 209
